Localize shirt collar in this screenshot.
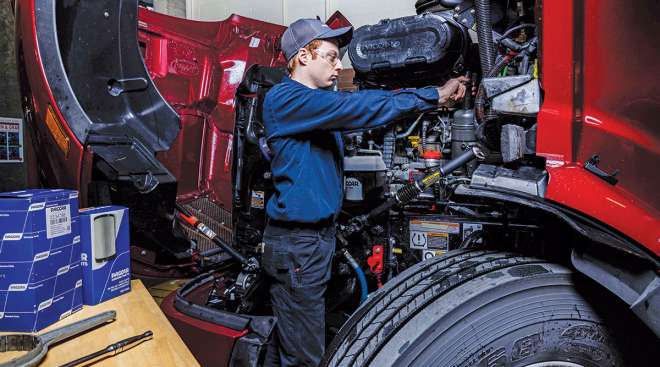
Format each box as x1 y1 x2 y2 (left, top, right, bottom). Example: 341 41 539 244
282 76 307 88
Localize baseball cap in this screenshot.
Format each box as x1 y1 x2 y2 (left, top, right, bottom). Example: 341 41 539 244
281 18 353 61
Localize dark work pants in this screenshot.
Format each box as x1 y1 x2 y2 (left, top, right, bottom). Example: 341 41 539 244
262 223 336 367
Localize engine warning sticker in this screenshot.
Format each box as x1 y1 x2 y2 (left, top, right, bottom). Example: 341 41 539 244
251 191 265 209
409 219 459 250
410 232 449 250
427 233 449 249
46 204 71 239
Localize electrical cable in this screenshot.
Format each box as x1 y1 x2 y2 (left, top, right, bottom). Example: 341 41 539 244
498 23 536 42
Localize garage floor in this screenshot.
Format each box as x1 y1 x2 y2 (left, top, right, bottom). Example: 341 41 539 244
146 279 188 305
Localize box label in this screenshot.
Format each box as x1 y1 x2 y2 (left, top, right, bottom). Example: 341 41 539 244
38 298 53 311
46 205 71 239
3 233 22 241
29 202 45 211
9 284 27 292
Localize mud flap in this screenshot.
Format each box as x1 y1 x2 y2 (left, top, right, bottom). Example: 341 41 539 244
229 316 277 367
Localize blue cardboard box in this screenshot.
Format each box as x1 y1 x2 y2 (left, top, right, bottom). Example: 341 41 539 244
79 206 130 305
0 189 83 332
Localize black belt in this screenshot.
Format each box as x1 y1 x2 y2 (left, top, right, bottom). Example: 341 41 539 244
268 217 335 230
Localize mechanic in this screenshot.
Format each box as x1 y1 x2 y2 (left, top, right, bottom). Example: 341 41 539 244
261 18 467 367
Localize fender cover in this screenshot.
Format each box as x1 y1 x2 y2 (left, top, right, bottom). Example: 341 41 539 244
37 0 179 188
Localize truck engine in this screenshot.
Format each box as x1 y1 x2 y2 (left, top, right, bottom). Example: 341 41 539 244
206 0 547 335
336 0 543 277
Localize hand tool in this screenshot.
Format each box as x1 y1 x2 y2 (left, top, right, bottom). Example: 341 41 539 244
59 330 153 367
0 310 116 367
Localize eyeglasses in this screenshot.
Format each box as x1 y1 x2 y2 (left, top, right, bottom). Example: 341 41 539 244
314 49 341 66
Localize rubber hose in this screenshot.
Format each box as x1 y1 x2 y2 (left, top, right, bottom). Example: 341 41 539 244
499 23 536 41
342 249 369 304
475 0 495 76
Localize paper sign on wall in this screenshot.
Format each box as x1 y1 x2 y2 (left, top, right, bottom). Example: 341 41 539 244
0 117 23 163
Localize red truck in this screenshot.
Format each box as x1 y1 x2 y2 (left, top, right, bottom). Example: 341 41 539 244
13 0 659 366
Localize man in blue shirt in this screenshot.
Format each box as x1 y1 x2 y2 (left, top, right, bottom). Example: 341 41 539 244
262 18 467 366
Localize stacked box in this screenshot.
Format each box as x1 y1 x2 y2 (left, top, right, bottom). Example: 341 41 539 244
79 206 131 305
0 189 83 332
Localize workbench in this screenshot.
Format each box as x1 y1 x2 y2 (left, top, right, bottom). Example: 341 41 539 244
0 280 200 366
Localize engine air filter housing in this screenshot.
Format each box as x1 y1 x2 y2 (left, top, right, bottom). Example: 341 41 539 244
348 13 466 88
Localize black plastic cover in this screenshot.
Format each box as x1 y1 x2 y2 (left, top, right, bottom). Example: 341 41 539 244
348 12 467 88
238 65 286 95
42 0 180 152
415 0 457 14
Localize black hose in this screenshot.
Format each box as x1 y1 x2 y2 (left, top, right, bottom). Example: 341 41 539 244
475 0 496 76
439 147 482 175
459 230 484 249
498 23 536 42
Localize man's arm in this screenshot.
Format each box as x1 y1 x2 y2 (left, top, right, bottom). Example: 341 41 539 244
266 87 435 138
266 78 467 138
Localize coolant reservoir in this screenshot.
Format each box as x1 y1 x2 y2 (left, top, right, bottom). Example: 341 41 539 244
343 150 387 202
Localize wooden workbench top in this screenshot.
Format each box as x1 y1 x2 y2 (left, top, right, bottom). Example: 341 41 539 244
0 280 200 367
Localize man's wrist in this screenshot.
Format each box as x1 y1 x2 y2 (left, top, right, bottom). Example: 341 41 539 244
437 86 449 105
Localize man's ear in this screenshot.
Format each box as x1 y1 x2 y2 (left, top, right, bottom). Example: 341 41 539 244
297 48 311 66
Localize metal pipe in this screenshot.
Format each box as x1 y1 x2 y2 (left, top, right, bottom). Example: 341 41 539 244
396 113 424 138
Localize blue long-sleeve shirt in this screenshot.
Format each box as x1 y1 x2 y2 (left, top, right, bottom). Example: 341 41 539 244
263 77 439 223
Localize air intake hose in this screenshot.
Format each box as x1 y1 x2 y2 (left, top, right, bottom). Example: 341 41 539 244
475 0 495 75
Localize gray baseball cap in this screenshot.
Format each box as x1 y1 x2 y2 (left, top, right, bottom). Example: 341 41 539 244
281 18 353 61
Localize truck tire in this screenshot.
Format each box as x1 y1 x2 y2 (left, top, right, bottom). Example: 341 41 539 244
322 249 652 367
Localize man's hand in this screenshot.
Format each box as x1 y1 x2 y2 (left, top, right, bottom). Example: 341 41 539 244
437 76 469 107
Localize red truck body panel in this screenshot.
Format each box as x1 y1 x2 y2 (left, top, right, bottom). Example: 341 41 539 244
15 0 85 191
138 8 286 209
161 291 247 366
537 0 660 254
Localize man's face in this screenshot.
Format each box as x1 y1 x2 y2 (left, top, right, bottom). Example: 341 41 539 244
300 40 343 89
